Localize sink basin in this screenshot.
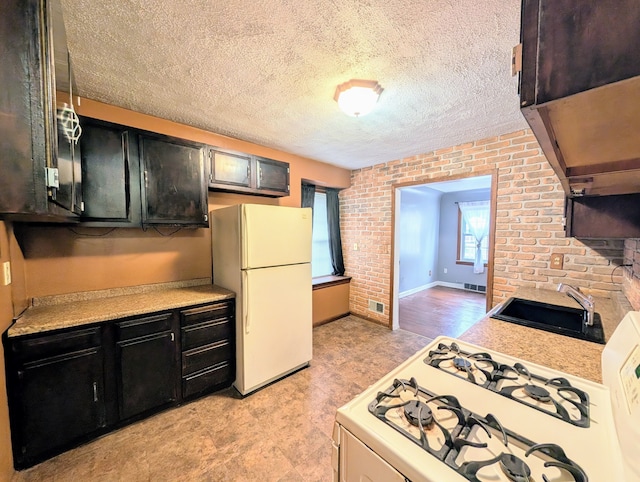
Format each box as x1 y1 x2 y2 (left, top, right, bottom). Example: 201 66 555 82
491 298 605 344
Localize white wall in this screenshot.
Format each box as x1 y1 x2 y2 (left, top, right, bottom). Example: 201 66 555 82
437 188 490 287
398 188 441 294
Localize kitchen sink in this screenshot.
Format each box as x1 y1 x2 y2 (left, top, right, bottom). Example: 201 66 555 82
491 297 605 344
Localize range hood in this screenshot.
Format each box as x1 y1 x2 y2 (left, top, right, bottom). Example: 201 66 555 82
522 76 640 197
518 0 640 198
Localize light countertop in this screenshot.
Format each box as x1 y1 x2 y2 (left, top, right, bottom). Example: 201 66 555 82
459 287 632 383
7 282 235 338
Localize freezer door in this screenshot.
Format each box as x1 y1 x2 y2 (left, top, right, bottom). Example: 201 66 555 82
241 204 312 269
238 263 312 394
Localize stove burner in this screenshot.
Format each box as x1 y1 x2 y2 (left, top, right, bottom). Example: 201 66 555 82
499 454 531 482
404 400 434 428
524 384 551 402
453 357 472 371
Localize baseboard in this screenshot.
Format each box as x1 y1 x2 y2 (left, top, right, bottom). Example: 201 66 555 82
399 282 438 298
400 281 487 295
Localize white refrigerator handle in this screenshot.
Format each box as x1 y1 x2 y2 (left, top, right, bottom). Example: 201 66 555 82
242 270 250 334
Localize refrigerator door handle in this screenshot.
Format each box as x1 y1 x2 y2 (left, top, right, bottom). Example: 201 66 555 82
242 270 250 334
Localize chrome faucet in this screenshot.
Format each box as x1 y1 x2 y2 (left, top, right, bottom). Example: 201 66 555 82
557 283 595 326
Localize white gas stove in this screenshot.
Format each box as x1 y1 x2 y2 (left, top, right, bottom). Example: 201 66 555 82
332 311 640 482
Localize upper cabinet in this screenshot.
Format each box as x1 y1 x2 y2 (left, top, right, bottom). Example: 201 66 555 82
140 134 209 227
209 148 290 197
517 0 640 197
80 118 141 226
0 0 83 221
79 120 209 228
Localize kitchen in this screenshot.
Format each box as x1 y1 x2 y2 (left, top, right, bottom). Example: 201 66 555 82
1 0 640 481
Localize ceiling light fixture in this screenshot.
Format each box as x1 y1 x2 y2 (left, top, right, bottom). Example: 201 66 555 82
334 79 383 117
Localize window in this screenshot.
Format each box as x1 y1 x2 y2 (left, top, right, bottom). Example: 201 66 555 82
457 203 489 264
311 191 333 277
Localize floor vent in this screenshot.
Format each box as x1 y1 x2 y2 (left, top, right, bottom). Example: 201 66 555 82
464 283 486 293
368 300 385 314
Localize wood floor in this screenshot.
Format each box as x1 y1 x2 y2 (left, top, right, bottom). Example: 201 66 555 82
399 286 487 339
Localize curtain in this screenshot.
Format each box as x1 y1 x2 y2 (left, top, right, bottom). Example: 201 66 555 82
326 188 345 276
301 183 315 210
458 200 490 274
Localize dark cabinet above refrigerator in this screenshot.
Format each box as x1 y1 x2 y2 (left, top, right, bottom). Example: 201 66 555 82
517 0 640 198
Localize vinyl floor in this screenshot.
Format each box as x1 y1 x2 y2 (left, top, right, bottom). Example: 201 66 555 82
398 286 487 339
11 316 431 482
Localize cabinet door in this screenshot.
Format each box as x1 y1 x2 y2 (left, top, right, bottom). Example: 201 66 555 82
525 0 640 104
115 314 178 420
139 134 208 226
12 347 105 468
80 120 140 223
209 149 252 189
255 157 290 195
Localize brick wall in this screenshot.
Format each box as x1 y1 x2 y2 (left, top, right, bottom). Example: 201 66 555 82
623 239 640 310
340 129 628 325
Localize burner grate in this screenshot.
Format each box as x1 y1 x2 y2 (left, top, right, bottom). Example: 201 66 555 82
424 342 591 427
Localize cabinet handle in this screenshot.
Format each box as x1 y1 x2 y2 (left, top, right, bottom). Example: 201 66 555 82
92 382 98 402
170 332 175 342
246 165 250 180
259 167 263 182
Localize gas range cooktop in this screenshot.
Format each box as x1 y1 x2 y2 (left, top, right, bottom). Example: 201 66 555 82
333 312 640 482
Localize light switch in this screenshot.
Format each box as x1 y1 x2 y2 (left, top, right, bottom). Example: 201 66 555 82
2 261 11 285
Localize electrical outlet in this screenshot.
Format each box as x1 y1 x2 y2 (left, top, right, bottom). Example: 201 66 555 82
550 253 564 270
2 261 11 286
428 270 432 276
353 243 358 251
444 268 448 274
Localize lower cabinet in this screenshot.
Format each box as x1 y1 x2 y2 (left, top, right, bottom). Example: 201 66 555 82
5 327 106 469
3 299 235 470
180 303 235 399
115 313 178 420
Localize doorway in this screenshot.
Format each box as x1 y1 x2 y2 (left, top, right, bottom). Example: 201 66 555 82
390 171 498 336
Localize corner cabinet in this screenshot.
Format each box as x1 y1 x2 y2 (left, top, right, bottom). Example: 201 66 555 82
140 134 209 227
0 0 83 221
209 148 290 197
3 298 234 469
518 0 640 197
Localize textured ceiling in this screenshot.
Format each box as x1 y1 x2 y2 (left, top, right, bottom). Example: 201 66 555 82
60 0 528 170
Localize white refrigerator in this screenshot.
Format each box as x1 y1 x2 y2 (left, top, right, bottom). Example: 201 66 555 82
211 204 313 395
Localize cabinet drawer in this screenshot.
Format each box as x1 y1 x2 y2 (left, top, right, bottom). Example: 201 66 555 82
180 302 233 327
182 362 233 399
182 340 232 375
115 313 172 340
10 327 102 362
181 319 232 351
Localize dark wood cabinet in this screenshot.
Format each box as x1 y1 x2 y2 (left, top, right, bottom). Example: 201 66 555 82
209 148 290 197
79 118 141 225
140 134 209 227
518 0 640 197
3 298 234 469
180 301 235 399
565 194 640 239
5 327 105 469
115 313 178 420
0 0 83 221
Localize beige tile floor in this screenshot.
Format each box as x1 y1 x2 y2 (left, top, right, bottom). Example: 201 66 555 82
12 316 431 481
